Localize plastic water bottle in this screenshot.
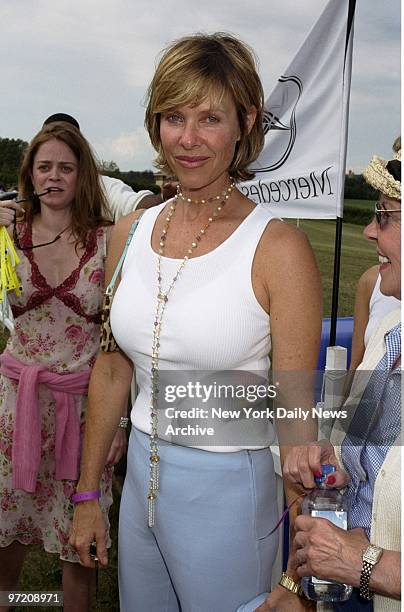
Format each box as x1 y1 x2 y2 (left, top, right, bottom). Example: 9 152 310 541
301 464 353 602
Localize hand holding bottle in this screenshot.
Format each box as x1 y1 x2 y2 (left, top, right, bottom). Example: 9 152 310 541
282 440 350 491
294 517 368 596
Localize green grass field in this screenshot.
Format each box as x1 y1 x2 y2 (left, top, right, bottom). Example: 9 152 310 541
344 198 374 210
0 206 379 610
296 218 377 316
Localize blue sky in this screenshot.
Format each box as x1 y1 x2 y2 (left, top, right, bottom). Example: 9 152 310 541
0 0 400 172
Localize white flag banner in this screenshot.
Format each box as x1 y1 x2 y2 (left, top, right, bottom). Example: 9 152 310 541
240 0 355 219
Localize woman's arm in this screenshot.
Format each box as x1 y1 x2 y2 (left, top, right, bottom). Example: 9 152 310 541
78 351 133 491
69 211 142 567
370 550 401 599
252 220 322 607
350 265 379 370
70 350 133 567
256 220 322 496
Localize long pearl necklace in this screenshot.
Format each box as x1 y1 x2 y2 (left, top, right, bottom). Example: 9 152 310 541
147 180 235 527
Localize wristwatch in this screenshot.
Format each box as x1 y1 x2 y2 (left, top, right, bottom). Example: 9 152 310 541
359 544 383 600
279 572 304 597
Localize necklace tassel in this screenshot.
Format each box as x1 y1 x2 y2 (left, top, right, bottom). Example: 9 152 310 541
148 491 156 528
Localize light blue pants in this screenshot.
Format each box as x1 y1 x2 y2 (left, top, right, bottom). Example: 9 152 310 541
118 428 278 612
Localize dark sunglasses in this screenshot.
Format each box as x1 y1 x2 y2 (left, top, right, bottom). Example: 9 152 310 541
374 203 401 229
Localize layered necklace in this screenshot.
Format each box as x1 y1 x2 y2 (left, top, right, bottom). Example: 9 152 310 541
147 178 235 527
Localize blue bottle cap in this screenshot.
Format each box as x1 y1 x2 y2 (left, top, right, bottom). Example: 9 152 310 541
314 463 336 485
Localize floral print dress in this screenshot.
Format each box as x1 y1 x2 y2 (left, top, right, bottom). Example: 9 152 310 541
0 223 112 562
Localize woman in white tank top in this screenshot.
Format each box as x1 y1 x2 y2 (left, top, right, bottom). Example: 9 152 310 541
351 264 400 370
71 33 322 611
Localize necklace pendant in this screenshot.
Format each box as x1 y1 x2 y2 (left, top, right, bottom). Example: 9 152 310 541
148 491 156 528
151 460 160 491
157 292 168 303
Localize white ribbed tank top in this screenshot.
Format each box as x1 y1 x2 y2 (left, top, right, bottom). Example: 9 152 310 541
111 201 276 451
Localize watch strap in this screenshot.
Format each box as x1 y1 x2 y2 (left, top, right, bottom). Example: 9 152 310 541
279 572 304 597
359 559 374 600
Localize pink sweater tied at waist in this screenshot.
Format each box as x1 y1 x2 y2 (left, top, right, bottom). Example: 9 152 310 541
0 351 91 493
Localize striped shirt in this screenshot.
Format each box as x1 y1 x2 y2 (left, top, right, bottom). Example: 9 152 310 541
342 323 401 536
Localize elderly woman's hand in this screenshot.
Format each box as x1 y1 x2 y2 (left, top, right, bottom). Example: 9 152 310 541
283 440 350 491
0 200 24 227
294 515 369 587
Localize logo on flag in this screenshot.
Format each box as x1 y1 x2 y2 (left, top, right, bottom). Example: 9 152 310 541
259 75 303 172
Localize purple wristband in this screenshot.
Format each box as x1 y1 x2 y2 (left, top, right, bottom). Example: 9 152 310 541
71 490 101 504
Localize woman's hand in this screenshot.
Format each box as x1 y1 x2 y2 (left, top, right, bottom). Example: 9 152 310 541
254 585 314 611
69 500 109 567
283 440 349 491
254 537 315 611
105 428 127 466
294 516 368 587
0 200 24 227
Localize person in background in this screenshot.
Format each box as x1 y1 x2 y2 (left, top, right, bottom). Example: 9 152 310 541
350 139 401 371
0 122 125 611
278 141 401 612
43 113 176 219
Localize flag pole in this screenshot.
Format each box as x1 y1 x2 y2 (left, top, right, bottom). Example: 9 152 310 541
329 0 356 347
329 217 343 346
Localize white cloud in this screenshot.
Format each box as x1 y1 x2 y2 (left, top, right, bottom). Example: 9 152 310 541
95 127 155 171
0 0 400 172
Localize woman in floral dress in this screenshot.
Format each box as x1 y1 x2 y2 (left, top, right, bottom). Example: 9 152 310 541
0 122 125 611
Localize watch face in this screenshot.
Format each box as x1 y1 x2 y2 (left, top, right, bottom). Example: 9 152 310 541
364 546 382 563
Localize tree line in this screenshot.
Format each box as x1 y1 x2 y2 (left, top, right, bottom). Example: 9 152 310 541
0 136 376 200
0 137 159 194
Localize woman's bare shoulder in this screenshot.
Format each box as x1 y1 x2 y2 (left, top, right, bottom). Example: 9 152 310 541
258 218 314 263
356 264 379 296
111 210 144 241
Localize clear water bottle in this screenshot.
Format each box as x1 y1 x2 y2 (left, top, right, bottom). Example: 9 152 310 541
301 464 353 602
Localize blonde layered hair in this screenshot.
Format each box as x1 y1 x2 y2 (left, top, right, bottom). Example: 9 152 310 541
145 32 264 182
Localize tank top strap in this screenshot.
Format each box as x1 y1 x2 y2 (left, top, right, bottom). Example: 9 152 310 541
222 204 278 271
369 273 381 311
